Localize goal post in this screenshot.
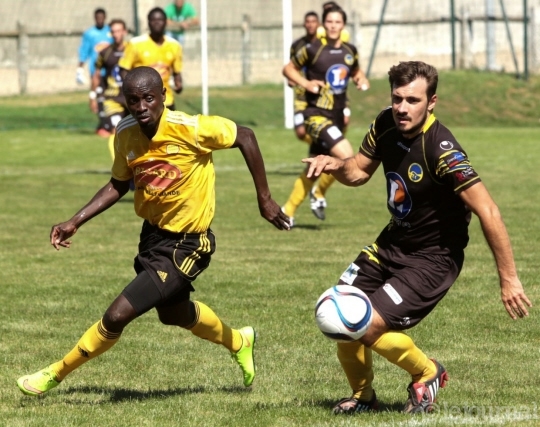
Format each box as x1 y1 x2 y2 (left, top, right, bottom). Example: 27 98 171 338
282 0 293 129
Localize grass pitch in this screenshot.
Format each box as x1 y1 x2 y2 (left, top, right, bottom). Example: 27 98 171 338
1 72 539 426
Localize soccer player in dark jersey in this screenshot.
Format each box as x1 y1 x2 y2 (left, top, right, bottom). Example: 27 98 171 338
281 5 369 226
78 8 113 138
304 61 531 414
289 11 319 145
16 67 291 397
90 19 129 160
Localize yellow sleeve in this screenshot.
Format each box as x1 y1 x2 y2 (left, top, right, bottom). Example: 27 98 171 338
196 115 237 153
111 133 133 181
118 41 135 70
316 26 326 39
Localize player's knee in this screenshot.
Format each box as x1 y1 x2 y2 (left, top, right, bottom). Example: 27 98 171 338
157 300 194 327
360 309 388 347
102 296 137 331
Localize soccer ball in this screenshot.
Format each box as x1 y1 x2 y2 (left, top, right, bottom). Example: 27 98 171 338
314 285 373 342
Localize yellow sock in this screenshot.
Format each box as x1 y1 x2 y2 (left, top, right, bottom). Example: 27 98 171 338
50 319 121 381
283 171 313 218
107 134 115 161
370 331 436 382
189 301 242 352
313 173 336 199
337 341 374 401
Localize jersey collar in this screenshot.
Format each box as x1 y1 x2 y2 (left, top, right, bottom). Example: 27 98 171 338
422 113 437 133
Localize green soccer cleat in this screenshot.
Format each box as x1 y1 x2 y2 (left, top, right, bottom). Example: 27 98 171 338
17 366 61 396
231 326 256 387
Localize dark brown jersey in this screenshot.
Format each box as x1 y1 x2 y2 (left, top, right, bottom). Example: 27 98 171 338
292 39 358 119
95 42 126 105
360 108 481 253
289 36 312 104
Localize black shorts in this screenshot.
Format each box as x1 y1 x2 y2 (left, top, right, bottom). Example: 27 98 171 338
305 114 346 156
337 241 464 330
122 221 216 314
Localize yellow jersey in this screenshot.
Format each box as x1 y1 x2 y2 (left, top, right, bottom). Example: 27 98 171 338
118 34 183 107
316 26 350 43
112 109 237 233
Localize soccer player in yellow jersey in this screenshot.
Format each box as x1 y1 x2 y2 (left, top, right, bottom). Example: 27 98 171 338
16 66 291 397
119 7 183 110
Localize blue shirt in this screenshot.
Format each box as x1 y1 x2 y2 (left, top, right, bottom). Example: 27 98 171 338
78 25 112 76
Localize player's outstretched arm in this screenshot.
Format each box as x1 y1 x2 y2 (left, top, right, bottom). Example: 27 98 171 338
50 178 131 250
232 125 291 230
303 152 379 187
459 182 532 319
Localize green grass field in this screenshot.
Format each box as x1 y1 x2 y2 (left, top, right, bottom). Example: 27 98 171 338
1 72 539 427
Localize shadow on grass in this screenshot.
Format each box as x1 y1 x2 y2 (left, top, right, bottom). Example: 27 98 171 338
255 398 404 413
19 384 251 405
291 224 322 230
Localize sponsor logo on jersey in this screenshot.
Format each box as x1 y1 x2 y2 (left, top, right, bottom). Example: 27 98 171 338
327 125 343 141
344 53 354 65
134 160 182 193
150 62 170 79
455 166 476 181
166 144 180 154
440 140 454 150
386 172 412 219
326 64 350 94
111 64 122 84
383 283 403 305
397 141 410 152
445 151 466 168
400 317 411 326
339 263 361 284
408 163 423 182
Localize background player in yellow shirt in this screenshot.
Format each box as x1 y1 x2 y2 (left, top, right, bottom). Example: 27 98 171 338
120 7 183 110
17 67 291 397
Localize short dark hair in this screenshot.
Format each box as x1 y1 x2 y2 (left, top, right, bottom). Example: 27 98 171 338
123 66 163 93
94 8 106 16
109 19 126 29
388 61 439 99
147 7 166 21
322 2 340 10
322 5 347 25
304 11 319 21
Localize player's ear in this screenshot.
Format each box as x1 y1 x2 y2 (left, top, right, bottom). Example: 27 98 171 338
161 87 166 101
428 94 437 113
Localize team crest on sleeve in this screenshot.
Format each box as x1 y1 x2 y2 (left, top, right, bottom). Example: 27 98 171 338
386 172 412 219
326 64 350 94
407 163 423 182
